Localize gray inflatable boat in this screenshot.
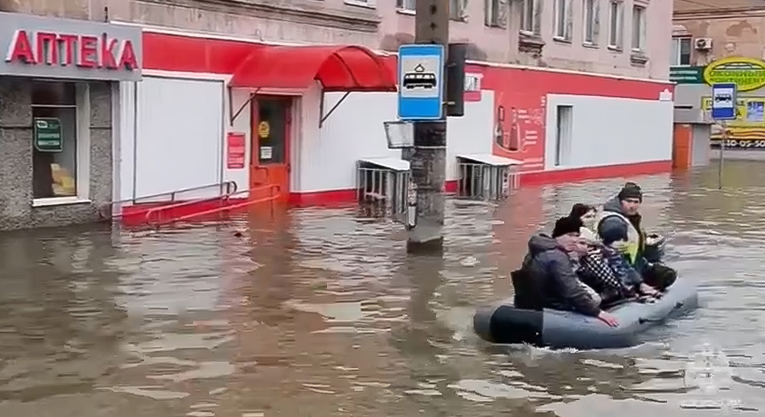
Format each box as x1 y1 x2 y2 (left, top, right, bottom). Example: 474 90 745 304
473 278 699 350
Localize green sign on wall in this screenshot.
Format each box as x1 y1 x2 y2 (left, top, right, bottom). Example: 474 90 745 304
670 66 705 84
33 118 62 152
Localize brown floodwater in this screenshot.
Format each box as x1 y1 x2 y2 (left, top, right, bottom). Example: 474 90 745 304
1 160 764 416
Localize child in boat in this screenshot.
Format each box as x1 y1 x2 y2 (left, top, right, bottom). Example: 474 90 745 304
599 219 661 298
569 202 660 299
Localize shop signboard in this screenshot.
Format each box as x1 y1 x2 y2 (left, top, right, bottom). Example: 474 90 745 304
33 118 63 152
670 66 705 84
702 56 765 92
0 11 142 81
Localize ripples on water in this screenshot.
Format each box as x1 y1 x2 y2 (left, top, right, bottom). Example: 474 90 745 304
1 161 765 416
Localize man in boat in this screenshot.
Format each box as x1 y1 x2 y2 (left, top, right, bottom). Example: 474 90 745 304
597 182 677 292
516 216 620 327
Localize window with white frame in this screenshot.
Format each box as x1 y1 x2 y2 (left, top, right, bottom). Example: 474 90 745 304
671 37 692 66
31 81 89 203
345 0 375 6
521 0 535 33
397 0 415 12
583 0 597 44
450 0 465 20
631 4 646 51
608 0 623 48
486 0 501 26
554 0 571 40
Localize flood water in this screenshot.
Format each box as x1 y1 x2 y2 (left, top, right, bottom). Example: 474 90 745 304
2 160 765 416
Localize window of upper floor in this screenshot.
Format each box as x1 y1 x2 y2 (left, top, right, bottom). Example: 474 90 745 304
553 0 573 41
344 0 376 9
583 0 598 46
451 0 468 21
396 0 415 13
671 37 692 66
608 0 623 50
485 0 508 28
520 0 536 33
395 0 467 20
631 3 647 53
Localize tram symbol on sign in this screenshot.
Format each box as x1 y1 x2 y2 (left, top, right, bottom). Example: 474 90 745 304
714 95 732 104
403 64 437 90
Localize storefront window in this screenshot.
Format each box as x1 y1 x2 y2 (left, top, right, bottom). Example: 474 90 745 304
31 81 78 199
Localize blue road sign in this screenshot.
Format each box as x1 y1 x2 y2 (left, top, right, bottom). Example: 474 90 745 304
398 44 444 120
711 83 737 120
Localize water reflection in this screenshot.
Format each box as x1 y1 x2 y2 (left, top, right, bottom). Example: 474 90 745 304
0 161 765 415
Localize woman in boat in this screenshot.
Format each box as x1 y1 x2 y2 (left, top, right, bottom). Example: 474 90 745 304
569 203 598 241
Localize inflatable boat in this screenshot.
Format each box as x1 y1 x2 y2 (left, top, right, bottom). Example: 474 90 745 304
473 277 698 350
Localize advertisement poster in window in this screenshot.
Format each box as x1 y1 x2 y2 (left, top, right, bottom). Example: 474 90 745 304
226 132 246 169
33 118 63 152
702 97 765 149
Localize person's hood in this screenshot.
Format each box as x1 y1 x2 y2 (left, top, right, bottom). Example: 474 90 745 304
527 234 559 255
602 196 625 215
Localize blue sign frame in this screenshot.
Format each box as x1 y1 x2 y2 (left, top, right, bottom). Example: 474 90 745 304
397 44 444 120
711 83 737 120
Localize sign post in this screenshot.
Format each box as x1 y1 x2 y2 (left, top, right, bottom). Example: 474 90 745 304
711 83 737 189
398 44 444 120
396 1 449 255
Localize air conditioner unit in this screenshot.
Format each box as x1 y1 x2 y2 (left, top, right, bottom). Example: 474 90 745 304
695 38 713 51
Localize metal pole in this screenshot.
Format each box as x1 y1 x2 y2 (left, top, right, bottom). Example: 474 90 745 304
407 0 449 254
718 120 726 189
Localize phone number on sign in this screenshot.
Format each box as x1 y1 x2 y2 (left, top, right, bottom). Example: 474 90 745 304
711 139 765 148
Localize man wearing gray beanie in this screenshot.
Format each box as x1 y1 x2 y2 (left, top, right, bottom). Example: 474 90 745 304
597 182 677 293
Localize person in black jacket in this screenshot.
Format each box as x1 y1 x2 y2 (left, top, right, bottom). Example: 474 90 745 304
517 217 619 327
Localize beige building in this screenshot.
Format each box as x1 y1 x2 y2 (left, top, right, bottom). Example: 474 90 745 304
672 0 765 158
672 0 765 66
1 0 671 80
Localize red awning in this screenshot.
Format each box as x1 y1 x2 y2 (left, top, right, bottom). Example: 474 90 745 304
230 45 396 92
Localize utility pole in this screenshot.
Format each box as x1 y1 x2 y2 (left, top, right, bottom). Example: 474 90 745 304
407 0 449 254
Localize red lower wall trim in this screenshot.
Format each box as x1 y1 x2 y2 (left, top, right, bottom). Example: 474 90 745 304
117 161 671 224
519 160 672 186
288 160 671 207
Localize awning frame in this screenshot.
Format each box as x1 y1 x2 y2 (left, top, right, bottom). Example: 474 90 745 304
229 88 260 126
319 91 351 127
227 45 396 127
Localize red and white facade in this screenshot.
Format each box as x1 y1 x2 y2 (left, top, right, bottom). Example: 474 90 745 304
113 25 674 219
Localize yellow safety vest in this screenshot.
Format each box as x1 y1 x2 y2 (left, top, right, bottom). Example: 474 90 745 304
596 211 642 265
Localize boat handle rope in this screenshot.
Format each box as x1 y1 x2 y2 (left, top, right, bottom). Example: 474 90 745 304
638 301 684 324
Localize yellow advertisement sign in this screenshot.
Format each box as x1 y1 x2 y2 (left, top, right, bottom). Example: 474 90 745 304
702 96 765 148
703 57 765 92
258 121 270 138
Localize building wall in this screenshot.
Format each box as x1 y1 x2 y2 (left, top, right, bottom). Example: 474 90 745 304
0 78 113 230
3 0 670 80
121 29 673 212
673 4 765 65
117 76 228 202
543 94 673 170
538 0 672 80
302 90 495 194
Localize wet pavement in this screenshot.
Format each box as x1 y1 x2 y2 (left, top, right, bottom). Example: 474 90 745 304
1 160 765 416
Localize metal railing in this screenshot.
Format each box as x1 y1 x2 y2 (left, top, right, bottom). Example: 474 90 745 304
146 184 281 228
99 181 238 220
457 163 519 201
357 166 409 222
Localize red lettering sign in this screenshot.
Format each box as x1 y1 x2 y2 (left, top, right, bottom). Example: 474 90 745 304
4 29 139 71
227 132 246 169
